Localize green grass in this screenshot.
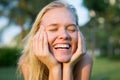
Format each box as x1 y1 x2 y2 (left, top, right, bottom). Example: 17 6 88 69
91 57 120 80
0 58 120 80
0 67 17 80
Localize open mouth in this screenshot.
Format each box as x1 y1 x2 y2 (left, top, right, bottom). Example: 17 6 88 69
54 44 71 49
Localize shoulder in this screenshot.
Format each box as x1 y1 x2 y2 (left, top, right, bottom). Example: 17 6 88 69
73 52 93 80
20 63 30 80
81 52 93 64
18 56 30 80
75 52 93 68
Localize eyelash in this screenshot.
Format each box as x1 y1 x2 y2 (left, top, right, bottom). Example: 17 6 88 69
67 27 77 32
48 28 58 31
68 29 76 32
47 26 77 32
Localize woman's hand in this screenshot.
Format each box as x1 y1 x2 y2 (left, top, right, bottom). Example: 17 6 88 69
32 25 61 70
63 30 86 68
63 30 86 80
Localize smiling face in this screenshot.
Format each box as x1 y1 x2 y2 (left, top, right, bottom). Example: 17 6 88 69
41 7 78 63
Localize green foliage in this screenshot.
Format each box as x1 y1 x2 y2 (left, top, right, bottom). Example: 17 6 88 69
0 47 21 67
84 0 109 12
0 0 55 43
82 0 120 57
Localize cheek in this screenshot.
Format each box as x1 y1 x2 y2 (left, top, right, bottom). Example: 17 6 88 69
71 33 78 53
71 32 78 44
46 32 57 46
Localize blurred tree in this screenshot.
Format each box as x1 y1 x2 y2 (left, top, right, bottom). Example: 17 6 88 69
0 0 54 46
82 0 120 57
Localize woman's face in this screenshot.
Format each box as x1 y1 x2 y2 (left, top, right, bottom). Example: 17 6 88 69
41 7 78 63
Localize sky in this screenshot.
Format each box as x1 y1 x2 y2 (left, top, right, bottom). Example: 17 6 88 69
0 17 21 45
64 0 89 25
0 0 90 45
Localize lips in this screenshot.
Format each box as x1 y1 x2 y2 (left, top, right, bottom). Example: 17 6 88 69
54 43 71 49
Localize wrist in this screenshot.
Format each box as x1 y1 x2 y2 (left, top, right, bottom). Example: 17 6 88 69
63 65 73 73
49 65 62 80
50 64 61 73
63 64 73 80
63 63 74 71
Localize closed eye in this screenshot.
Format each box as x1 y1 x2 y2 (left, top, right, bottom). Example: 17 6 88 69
46 24 58 32
48 28 58 31
67 24 77 32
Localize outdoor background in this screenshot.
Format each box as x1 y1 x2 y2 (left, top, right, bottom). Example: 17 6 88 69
0 0 120 80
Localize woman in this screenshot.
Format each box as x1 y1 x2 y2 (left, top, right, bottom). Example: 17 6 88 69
18 0 93 80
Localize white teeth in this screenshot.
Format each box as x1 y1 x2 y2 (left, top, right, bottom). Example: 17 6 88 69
54 44 70 49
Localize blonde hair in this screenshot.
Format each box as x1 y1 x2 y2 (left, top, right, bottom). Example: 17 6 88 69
17 0 78 80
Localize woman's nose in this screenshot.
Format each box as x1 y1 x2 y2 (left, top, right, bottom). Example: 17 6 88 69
58 29 70 40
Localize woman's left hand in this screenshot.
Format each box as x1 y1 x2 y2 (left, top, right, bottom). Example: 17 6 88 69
63 30 86 69
63 30 86 80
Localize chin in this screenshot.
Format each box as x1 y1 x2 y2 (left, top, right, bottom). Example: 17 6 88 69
55 56 71 63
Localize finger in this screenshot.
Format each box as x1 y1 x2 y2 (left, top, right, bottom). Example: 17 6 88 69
32 36 38 56
80 31 86 54
72 31 84 58
77 31 82 53
33 25 43 55
38 25 44 52
33 27 41 56
43 28 49 53
34 26 41 38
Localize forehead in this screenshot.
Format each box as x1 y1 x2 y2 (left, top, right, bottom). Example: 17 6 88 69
41 7 76 26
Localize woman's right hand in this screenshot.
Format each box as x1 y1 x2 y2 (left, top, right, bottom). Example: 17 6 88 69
32 25 61 70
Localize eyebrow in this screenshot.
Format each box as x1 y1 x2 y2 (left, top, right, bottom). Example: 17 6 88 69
66 24 77 27
47 23 77 28
48 23 77 26
47 24 59 27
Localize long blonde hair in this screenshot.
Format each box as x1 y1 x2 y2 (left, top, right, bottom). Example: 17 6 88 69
18 0 78 80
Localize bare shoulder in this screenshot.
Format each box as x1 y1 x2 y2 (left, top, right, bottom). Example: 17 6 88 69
73 53 93 80
75 52 93 68
81 52 93 65
18 54 30 80
21 63 30 73
21 63 30 80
